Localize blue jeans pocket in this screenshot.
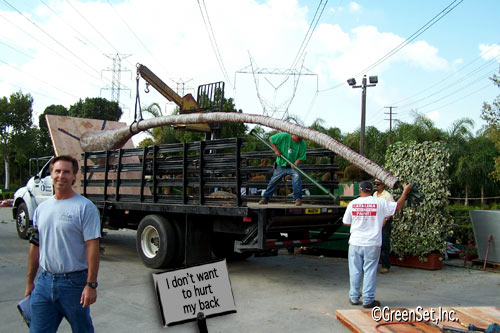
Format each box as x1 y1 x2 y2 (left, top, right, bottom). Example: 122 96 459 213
66 272 87 288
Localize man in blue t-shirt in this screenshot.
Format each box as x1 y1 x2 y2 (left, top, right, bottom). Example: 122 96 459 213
25 155 101 332
259 132 307 206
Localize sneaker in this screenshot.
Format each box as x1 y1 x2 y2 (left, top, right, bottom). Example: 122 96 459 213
380 267 389 274
259 198 269 205
295 199 302 206
349 299 360 306
362 300 381 308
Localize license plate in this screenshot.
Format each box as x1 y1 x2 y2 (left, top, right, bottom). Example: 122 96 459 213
305 208 321 214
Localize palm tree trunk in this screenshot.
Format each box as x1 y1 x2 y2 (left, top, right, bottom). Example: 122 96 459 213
4 156 9 190
465 184 468 206
80 112 401 189
481 184 484 208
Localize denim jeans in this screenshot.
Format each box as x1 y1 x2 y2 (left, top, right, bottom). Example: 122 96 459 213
348 245 381 305
381 218 392 269
263 166 302 200
30 268 94 333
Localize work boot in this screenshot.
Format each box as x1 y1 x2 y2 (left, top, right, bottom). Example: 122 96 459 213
380 267 389 274
363 300 381 308
259 198 269 205
295 199 302 206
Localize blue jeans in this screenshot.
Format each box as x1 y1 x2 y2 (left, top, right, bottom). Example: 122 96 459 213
30 269 94 333
263 166 302 200
348 245 381 305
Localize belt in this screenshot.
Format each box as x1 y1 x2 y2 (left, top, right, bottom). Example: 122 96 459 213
41 268 88 277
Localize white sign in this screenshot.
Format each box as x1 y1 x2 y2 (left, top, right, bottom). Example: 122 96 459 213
153 259 236 327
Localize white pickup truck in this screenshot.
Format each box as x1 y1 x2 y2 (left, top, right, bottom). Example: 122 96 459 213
12 157 53 239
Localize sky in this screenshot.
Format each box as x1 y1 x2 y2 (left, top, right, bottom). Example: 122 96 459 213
1 0 499 144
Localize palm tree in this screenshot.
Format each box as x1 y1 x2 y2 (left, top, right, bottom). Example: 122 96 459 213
80 112 401 189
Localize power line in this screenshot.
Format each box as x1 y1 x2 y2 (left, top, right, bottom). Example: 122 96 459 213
318 0 464 93
390 42 500 106
196 0 232 87
64 0 121 55
104 0 172 81
0 58 79 99
290 0 328 70
38 0 105 55
353 0 464 78
0 0 110 85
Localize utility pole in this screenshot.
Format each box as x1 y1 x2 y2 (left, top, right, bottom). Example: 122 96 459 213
347 75 378 156
384 106 398 132
101 53 131 105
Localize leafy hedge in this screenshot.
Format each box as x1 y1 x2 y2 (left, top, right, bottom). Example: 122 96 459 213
386 141 453 257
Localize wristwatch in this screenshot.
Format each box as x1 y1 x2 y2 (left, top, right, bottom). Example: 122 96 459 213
86 282 98 289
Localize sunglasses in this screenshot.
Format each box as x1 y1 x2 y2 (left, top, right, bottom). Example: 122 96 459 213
374 183 382 186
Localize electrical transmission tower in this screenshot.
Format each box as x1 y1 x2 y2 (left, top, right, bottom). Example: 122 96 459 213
236 53 317 120
101 53 131 105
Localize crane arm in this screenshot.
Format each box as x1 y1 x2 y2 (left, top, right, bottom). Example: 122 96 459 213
137 64 200 112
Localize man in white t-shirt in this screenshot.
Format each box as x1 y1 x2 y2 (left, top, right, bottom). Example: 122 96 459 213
343 180 411 308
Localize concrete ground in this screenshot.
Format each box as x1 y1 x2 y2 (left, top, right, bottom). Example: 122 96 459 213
1 206 498 333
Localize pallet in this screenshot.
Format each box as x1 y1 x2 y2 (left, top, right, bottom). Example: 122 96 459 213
336 306 500 332
472 259 500 271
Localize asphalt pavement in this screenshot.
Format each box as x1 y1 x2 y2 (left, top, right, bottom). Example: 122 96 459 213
1 207 498 333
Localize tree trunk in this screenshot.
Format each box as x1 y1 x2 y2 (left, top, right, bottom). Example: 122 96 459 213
80 112 401 189
464 184 468 206
481 184 484 208
4 155 9 190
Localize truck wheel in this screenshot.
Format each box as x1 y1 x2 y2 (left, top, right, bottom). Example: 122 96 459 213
16 203 31 240
136 215 178 269
211 233 253 261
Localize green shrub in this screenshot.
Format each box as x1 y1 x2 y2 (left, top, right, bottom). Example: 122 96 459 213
386 141 453 257
1 192 14 199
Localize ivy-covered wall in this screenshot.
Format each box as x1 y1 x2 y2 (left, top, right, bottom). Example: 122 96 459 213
386 141 453 257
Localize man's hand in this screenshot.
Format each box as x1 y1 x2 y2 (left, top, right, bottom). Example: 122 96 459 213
25 282 34 297
273 148 281 157
403 183 412 194
80 286 97 308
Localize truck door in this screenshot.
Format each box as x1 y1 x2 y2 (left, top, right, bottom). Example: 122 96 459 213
33 161 53 205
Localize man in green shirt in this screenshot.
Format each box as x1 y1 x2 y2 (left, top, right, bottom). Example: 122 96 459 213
259 132 307 206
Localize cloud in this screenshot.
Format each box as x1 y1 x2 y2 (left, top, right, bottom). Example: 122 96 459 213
308 25 450 84
425 111 440 122
349 2 362 12
0 0 454 134
479 43 500 61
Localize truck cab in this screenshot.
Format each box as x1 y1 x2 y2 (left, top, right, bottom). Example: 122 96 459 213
12 156 53 239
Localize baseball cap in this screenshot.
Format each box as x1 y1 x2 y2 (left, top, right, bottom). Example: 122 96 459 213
359 180 373 192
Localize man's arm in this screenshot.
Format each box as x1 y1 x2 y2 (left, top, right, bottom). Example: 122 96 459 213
80 238 100 308
395 184 412 213
25 243 39 297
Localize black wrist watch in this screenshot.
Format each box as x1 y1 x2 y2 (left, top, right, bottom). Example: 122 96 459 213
86 282 98 289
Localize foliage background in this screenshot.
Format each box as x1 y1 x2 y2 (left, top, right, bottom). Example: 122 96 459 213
386 141 453 257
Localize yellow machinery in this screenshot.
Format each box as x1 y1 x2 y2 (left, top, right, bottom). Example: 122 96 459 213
136 64 225 133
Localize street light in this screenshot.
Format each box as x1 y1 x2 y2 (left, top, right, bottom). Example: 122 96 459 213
346 74 378 156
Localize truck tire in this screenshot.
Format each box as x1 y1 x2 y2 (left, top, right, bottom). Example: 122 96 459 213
211 233 253 261
136 215 178 269
16 202 31 240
